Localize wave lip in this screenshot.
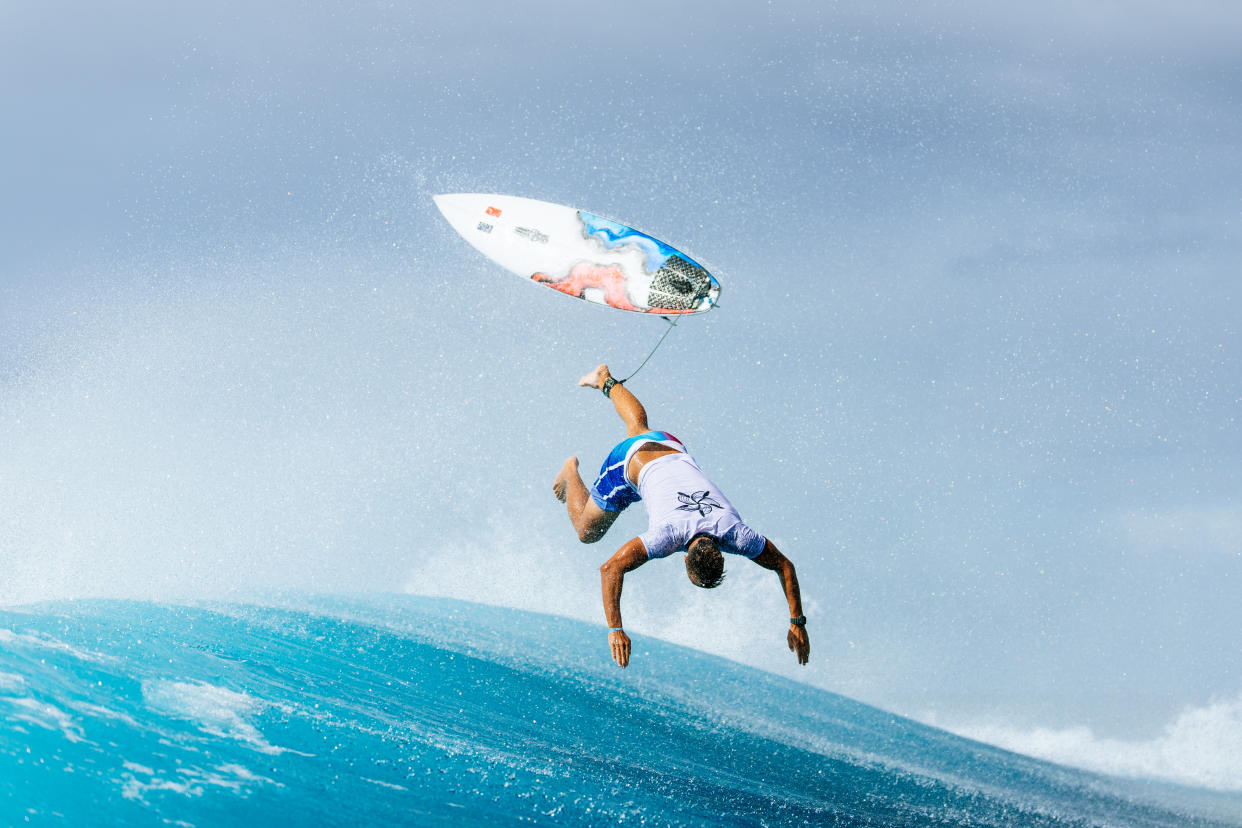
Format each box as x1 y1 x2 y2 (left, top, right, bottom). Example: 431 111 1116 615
0 595 1238 827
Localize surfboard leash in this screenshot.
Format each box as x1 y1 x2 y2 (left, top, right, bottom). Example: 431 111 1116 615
618 315 680 384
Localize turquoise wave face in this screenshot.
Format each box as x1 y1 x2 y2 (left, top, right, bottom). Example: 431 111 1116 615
1 597 1236 827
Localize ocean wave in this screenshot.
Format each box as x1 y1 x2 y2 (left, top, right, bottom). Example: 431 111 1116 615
1 596 1238 826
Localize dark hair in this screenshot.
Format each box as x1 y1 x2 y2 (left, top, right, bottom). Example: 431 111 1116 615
686 535 725 589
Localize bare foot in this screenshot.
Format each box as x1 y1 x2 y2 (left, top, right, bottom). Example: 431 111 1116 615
553 457 579 502
578 364 611 390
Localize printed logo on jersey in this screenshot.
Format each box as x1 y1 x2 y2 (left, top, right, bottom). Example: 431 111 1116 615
485 206 502 217
677 491 722 517
477 221 494 233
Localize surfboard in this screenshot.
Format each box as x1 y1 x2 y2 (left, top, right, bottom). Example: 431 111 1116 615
433 193 721 315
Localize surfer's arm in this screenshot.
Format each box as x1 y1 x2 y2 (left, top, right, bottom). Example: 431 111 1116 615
600 538 648 668
751 540 810 665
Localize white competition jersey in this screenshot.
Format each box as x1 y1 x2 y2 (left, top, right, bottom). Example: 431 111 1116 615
635 451 766 560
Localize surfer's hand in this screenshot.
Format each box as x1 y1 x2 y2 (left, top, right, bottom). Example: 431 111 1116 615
787 624 810 665
609 629 631 668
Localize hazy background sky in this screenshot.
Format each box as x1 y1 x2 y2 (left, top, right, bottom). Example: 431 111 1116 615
2 0 1239 793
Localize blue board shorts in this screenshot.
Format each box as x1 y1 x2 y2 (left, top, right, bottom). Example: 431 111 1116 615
590 430 683 512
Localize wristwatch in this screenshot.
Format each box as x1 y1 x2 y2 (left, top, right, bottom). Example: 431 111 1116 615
790 615 806 627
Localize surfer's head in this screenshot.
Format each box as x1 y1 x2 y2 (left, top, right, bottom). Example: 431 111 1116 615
684 534 725 589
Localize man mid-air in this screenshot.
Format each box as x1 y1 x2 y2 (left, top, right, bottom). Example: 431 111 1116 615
553 364 810 669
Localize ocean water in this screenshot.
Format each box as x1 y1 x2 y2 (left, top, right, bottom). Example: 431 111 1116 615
1 595 1238 827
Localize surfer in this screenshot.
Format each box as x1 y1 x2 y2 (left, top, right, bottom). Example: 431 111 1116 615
553 364 810 669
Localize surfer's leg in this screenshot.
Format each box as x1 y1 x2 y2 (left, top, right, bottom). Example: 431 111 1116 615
578 364 649 437
553 456 620 543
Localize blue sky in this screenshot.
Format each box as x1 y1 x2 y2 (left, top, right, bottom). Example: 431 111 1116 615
2 0 1239 791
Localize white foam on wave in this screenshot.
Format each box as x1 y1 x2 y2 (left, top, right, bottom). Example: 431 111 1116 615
141 680 302 756
0 627 118 665
4 696 87 743
925 690 1242 792
361 777 409 791
73 700 141 728
0 671 27 693
0 668 142 745
119 759 279 803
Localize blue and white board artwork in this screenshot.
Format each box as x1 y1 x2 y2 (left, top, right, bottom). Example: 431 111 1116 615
433 193 721 314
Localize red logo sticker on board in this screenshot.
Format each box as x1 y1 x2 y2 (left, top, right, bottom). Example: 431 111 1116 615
486 206 502 217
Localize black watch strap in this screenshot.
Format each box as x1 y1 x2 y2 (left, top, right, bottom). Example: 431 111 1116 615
790 615 807 627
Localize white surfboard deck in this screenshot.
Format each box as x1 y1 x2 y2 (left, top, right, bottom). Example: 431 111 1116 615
433 193 720 315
